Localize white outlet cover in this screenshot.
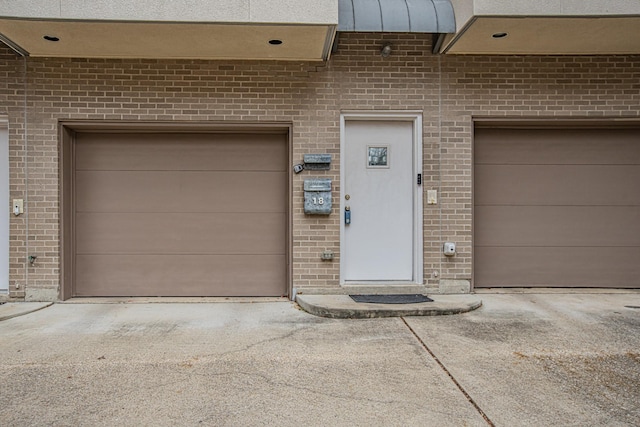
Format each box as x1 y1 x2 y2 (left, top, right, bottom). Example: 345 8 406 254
427 190 437 205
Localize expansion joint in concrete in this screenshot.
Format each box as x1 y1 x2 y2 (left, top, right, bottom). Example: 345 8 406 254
400 317 495 427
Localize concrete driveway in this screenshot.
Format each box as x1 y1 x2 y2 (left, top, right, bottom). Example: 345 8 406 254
0 292 639 426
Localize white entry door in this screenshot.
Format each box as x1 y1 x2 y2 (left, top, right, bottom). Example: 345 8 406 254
341 118 420 282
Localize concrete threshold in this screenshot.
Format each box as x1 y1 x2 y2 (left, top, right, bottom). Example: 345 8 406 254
61 297 290 304
475 288 640 294
296 294 482 319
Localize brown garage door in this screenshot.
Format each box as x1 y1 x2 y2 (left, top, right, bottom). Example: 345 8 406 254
74 132 288 297
474 126 640 288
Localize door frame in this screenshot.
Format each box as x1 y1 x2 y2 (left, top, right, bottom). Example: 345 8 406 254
59 120 293 300
339 111 423 286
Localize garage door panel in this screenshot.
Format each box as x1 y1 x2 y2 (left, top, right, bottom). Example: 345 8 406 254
76 133 287 171
475 206 640 247
475 247 640 288
76 212 286 254
475 165 640 206
475 128 640 165
474 126 640 289
74 131 288 297
76 171 286 213
75 255 286 297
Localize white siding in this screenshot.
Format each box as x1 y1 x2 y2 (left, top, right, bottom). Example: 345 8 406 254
0 0 338 24
474 0 640 16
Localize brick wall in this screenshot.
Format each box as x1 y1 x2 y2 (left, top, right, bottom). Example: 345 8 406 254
437 54 640 289
1 33 639 300
1 46 26 300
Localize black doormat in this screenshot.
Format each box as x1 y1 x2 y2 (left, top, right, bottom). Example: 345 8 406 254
349 294 433 304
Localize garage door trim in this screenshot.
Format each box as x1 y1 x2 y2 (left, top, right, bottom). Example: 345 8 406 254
60 121 293 300
474 117 640 130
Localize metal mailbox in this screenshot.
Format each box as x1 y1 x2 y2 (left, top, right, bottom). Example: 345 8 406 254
303 154 332 171
304 178 332 215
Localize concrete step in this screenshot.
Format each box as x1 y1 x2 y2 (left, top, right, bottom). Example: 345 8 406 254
296 294 482 319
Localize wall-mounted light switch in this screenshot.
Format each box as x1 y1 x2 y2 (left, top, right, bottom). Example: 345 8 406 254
13 199 23 216
427 190 437 205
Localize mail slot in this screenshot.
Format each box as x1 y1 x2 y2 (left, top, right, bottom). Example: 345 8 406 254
304 178 332 215
303 154 332 171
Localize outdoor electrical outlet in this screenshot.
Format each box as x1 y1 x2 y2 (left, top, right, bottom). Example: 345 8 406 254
443 242 456 256
13 199 23 215
321 250 334 261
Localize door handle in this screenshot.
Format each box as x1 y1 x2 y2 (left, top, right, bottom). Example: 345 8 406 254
345 206 351 225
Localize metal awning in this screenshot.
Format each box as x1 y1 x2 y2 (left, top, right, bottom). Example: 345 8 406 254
338 0 456 33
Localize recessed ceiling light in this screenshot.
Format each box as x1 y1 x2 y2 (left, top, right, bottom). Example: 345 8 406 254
43 35 60 42
268 39 283 45
492 32 508 39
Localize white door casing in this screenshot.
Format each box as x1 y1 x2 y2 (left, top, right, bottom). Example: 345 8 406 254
340 112 423 284
0 119 8 292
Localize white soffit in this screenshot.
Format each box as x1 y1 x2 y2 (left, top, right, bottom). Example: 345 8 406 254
443 16 640 54
0 19 336 60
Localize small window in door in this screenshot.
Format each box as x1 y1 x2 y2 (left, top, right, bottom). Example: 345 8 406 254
367 146 389 168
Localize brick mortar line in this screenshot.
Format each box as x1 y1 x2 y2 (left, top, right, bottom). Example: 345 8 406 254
400 317 495 427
